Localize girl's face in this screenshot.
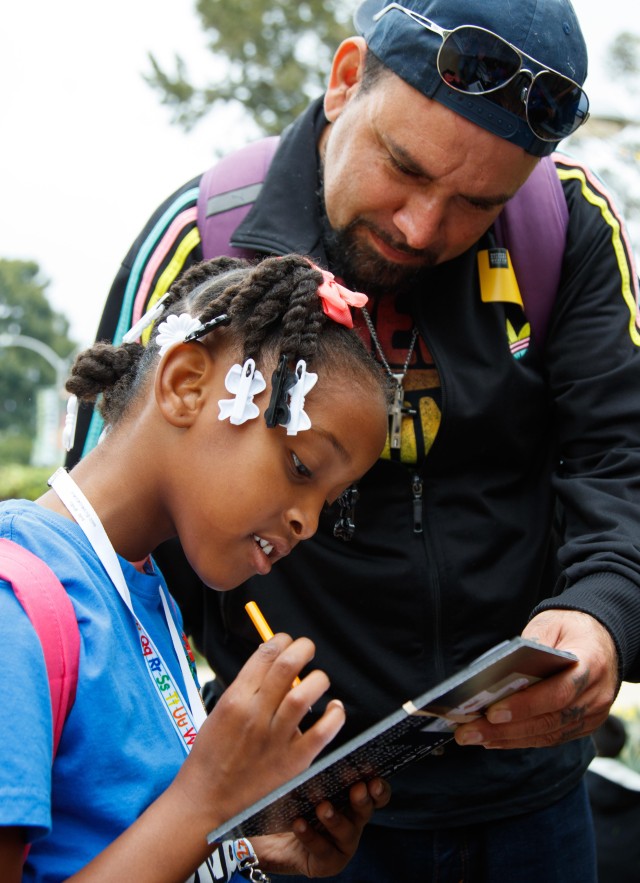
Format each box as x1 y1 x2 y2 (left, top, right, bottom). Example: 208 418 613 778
173 365 387 591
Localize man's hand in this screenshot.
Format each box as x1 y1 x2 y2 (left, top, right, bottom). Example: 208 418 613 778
455 610 619 749
250 777 392 878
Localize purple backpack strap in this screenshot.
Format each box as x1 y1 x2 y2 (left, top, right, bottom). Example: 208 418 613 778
0 538 79 758
493 155 569 349
197 136 280 260
197 137 567 349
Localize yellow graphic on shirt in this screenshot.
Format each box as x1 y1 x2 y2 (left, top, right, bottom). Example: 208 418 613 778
380 396 442 462
419 397 442 457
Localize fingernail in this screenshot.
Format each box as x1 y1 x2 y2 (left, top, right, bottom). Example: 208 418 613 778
459 730 484 745
488 709 512 724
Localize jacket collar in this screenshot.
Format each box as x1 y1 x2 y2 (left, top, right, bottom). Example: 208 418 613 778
231 97 329 263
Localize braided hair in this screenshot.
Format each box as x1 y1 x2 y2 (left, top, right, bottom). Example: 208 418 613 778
66 254 388 427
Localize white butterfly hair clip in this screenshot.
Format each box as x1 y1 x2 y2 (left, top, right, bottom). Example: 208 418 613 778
218 359 267 425
285 360 317 435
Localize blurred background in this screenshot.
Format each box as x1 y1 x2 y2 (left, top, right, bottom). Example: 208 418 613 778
1 0 640 756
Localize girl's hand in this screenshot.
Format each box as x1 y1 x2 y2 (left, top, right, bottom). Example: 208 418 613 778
175 633 352 836
250 777 392 877
64 633 380 882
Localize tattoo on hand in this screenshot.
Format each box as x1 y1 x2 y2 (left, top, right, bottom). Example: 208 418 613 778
561 705 585 724
572 669 589 697
560 705 586 741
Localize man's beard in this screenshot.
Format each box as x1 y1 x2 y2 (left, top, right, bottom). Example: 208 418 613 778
322 211 438 297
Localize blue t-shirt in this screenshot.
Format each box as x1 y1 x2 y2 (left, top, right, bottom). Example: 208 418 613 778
0 499 198 881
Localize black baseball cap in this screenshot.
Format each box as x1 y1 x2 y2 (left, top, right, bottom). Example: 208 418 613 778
354 0 589 156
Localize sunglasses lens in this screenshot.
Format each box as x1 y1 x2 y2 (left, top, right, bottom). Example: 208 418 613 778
527 72 590 140
438 27 521 93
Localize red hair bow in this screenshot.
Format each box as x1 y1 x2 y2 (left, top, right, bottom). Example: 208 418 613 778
315 267 368 329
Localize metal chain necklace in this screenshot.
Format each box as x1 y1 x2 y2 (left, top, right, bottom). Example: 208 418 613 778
361 306 419 449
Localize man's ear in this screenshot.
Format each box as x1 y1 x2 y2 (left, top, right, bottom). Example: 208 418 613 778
154 344 213 428
324 37 367 122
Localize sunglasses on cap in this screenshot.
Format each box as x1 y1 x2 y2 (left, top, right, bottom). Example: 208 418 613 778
372 3 590 142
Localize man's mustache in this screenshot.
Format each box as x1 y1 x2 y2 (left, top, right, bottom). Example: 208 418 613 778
354 219 435 262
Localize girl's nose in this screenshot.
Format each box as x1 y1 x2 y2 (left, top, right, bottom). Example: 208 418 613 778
286 501 320 543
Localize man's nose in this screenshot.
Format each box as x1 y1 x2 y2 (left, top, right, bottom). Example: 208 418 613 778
392 191 445 251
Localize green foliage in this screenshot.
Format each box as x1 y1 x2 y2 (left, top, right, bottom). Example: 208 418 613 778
618 704 640 773
0 259 77 464
146 0 358 135
0 464 53 502
0 433 33 466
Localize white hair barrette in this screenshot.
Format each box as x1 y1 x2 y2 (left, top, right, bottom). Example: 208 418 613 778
62 394 78 452
218 359 267 425
122 293 170 344
285 360 317 435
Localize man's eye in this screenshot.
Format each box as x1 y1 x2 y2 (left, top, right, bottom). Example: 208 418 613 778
464 198 499 212
292 452 312 478
390 154 419 178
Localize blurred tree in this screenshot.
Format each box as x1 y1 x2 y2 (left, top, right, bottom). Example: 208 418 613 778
606 32 640 78
0 259 77 464
146 0 357 135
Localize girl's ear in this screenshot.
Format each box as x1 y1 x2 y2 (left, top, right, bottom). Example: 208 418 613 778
324 37 367 122
154 344 213 428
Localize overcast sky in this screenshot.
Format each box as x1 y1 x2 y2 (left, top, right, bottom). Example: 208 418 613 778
1 0 636 345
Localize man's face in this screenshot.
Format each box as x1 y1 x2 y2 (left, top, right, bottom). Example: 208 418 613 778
320 47 538 295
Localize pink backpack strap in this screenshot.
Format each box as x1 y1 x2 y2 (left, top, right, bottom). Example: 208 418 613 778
197 136 280 260
0 538 80 757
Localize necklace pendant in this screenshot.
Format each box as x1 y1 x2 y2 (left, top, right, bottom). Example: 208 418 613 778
389 375 417 449
389 377 405 449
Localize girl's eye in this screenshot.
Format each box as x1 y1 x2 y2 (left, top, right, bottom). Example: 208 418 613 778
292 452 312 478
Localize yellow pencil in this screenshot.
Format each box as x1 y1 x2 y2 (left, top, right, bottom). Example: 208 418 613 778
245 600 302 687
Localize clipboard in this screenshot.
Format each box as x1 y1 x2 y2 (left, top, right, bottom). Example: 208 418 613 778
207 637 577 843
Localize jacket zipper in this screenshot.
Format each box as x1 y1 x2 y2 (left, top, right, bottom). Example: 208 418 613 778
412 472 423 534
410 315 447 683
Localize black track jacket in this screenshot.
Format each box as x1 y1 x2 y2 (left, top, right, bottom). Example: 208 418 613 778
80 98 640 828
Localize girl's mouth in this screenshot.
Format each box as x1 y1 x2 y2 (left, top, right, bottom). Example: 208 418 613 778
253 534 274 557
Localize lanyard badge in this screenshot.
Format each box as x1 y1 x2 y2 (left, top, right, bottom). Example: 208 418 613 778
48 467 207 753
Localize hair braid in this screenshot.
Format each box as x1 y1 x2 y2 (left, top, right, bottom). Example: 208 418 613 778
230 257 325 362
197 278 245 326
173 257 248 316
273 269 324 363
67 253 388 432
66 342 145 424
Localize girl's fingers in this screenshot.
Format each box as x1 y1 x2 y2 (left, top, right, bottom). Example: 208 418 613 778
232 633 311 699
289 779 392 876
295 697 346 757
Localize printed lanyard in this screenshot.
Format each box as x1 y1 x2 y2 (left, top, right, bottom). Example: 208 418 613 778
48 467 207 753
